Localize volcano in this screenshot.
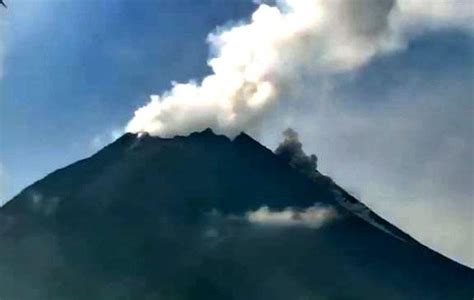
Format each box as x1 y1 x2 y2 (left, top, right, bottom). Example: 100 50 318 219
0 129 472 300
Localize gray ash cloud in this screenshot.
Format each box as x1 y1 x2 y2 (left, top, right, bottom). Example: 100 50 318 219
275 128 317 177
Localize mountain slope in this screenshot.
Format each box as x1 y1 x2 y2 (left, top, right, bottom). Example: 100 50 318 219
0 129 472 300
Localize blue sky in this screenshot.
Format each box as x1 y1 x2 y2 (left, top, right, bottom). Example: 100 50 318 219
0 0 472 266
0 0 255 200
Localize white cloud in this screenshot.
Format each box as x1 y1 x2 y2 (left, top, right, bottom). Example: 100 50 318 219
126 0 473 138
246 204 337 228
393 0 474 32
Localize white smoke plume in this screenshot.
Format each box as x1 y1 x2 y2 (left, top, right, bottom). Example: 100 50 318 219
126 0 472 138
246 204 337 228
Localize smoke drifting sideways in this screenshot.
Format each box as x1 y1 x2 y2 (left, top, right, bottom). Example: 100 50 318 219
125 0 473 138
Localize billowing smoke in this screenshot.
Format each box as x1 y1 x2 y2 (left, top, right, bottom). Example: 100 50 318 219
126 0 472 138
275 128 317 176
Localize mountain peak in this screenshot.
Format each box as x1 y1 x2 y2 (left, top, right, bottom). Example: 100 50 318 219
187 127 229 141
0 129 471 299
233 131 254 143
189 127 215 137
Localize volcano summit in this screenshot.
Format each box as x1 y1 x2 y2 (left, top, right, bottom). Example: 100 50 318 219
0 129 472 299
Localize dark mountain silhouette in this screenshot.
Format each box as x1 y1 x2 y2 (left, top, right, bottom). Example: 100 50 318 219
0 129 472 300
